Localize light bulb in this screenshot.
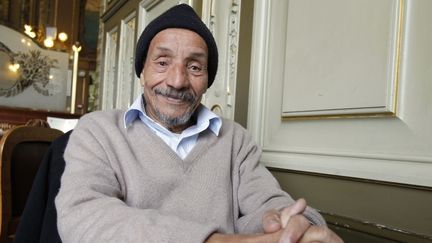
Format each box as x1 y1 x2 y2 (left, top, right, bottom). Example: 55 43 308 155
24 24 36 38
44 38 54 48
24 24 32 32
8 63 20 72
58 32 68 42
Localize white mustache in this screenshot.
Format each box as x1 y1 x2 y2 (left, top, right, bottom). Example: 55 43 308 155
154 87 195 103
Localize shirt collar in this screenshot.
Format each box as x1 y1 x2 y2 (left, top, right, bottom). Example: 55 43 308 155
123 96 144 128
124 95 222 136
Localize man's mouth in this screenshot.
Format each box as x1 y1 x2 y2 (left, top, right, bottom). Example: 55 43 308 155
154 88 195 103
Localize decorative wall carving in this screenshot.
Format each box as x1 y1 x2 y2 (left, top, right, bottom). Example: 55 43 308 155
0 25 69 111
226 0 240 110
0 42 58 97
208 0 216 34
202 0 242 120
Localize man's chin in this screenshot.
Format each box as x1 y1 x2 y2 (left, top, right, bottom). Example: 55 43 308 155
155 110 194 127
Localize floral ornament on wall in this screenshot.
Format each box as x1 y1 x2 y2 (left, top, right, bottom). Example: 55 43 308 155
0 41 59 97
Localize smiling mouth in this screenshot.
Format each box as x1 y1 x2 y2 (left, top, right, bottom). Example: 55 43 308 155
154 88 195 104
164 95 186 104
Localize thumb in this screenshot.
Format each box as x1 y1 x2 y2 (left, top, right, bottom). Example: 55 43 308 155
280 198 307 228
262 209 282 233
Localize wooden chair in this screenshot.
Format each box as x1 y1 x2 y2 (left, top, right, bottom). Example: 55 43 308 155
0 125 63 243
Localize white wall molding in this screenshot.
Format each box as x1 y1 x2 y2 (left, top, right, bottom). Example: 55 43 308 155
247 0 272 145
116 12 136 109
261 150 432 187
102 27 118 110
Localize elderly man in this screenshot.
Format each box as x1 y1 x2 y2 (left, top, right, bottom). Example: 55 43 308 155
56 4 342 243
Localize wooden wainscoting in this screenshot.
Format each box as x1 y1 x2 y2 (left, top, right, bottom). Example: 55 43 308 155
270 168 432 243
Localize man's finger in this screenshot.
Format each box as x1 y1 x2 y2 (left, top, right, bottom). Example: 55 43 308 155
299 226 344 243
262 209 282 233
280 198 307 228
279 214 311 243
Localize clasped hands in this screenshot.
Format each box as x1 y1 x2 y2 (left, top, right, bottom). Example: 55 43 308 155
206 198 343 243
261 198 343 243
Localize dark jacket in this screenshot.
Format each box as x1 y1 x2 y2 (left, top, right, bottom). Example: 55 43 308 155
14 131 71 243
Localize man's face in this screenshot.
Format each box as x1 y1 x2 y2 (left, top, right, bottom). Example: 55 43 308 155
140 28 209 133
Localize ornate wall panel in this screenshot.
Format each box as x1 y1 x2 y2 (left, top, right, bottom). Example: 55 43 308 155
281 0 402 118
248 0 432 187
201 0 242 120
102 27 118 110
116 13 136 109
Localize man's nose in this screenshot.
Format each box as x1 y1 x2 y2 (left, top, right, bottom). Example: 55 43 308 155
166 63 189 89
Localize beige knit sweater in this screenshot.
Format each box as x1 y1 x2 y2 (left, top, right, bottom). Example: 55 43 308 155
55 110 325 243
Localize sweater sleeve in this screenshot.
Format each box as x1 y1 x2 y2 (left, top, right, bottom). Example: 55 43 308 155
55 115 217 243
233 126 326 233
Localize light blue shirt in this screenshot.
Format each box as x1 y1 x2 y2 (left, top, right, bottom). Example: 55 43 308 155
124 95 222 159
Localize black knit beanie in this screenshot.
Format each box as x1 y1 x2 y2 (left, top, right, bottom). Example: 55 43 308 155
135 4 218 88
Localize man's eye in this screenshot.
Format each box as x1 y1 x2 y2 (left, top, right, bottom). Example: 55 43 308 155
189 65 201 71
187 63 205 74
158 61 168 66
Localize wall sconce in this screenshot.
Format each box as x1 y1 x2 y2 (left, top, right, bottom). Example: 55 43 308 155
23 25 69 50
45 26 57 40
44 26 57 48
